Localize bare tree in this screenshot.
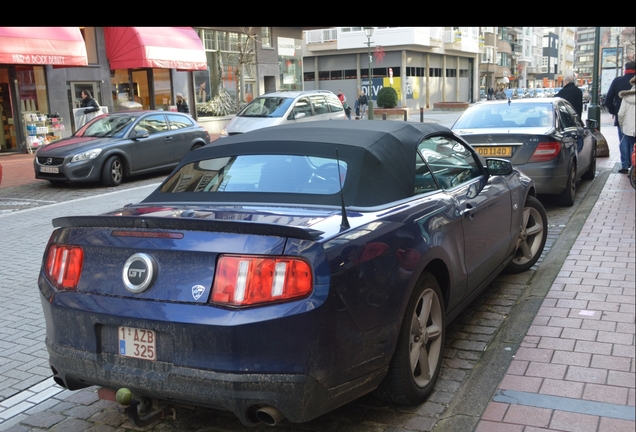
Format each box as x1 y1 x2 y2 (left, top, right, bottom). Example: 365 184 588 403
229 28 259 106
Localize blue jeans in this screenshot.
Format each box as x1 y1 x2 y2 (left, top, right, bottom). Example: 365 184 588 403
620 134 635 169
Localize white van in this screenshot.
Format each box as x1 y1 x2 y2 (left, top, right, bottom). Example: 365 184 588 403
220 90 346 137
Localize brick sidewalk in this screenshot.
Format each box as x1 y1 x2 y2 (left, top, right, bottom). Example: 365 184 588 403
475 116 636 431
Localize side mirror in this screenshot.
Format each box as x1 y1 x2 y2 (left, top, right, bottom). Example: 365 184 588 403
486 158 513 176
586 119 598 130
130 129 149 139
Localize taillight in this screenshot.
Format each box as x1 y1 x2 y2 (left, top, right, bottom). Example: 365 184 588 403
211 255 313 307
529 141 562 162
44 244 84 290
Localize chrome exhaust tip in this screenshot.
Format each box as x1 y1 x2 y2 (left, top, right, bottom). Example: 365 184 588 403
255 405 285 426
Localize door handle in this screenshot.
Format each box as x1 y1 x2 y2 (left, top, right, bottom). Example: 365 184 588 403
164 137 173 141
460 205 475 220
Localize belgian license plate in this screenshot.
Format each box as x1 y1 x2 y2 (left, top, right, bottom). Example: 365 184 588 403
118 326 156 361
40 166 59 174
475 146 512 157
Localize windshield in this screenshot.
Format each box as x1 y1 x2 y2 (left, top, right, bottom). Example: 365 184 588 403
453 103 554 129
161 154 347 195
76 115 137 138
237 97 294 118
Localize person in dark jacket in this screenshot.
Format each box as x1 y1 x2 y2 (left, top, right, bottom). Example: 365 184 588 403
556 75 583 118
605 60 636 172
176 93 190 114
80 90 100 114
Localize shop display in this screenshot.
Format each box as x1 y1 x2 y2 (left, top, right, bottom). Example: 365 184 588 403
23 112 64 154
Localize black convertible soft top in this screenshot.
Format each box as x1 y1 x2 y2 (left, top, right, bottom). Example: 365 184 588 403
143 120 452 207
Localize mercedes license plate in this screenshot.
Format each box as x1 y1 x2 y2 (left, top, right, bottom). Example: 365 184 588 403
118 326 156 361
475 146 512 157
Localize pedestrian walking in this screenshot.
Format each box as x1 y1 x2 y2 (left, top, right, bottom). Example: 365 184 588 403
556 75 583 118
176 93 190 114
605 60 635 173
617 76 635 174
337 90 352 120
358 91 369 119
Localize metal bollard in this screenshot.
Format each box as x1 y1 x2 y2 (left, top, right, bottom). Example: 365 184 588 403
420 107 424 123
382 113 387 120
404 110 407 121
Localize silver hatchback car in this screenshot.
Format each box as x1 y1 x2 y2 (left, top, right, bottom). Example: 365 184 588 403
220 90 346 137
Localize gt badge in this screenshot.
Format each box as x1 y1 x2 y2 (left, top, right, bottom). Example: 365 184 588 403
192 285 206 301
122 253 157 293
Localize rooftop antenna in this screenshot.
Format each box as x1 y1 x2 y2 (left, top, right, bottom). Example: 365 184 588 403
335 148 350 230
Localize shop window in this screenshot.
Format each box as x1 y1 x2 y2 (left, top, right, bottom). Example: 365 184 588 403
304 72 315 82
153 69 172 111
344 69 357 79
17 66 48 113
79 27 98 64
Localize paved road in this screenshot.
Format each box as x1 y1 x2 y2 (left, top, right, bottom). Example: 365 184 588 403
0 111 620 431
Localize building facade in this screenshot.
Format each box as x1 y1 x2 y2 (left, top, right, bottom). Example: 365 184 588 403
0 26 305 154
302 27 481 110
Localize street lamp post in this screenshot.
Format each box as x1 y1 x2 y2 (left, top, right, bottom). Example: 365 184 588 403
364 27 374 120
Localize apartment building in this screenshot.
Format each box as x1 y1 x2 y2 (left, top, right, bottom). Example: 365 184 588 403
302 27 481 110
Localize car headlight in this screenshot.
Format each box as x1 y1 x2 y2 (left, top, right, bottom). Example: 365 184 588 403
220 127 228 137
71 149 102 162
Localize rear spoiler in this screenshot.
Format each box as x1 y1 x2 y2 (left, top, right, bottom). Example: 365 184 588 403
52 215 324 240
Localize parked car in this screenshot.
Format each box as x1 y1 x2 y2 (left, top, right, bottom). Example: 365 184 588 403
513 88 528 99
534 88 549 98
33 111 210 187
220 90 346 137
0 161 3 186
452 98 596 206
39 121 547 427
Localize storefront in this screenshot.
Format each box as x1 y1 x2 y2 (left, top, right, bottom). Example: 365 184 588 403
103 27 207 113
0 27 88 152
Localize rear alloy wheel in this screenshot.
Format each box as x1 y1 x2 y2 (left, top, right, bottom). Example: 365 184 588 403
629 166 636 190
505 196 548 274
101 156 123 187
557 161 576 206
374 272 445 405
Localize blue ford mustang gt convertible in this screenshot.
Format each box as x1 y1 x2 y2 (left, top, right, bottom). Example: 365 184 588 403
39 120 547 427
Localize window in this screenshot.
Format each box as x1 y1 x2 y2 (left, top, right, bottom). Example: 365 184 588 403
309 95 329 114
414 153 437 195
79 27 98 64
418 136 482 190
429 68 442 77
135 114 168 135
167 114 194 130
325 95 344 113
261 27 271 47
446 69 457 77
160 155 347 195
290 98 312 119
304 72 315 82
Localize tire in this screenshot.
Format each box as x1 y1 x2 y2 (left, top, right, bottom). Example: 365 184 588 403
374 272 445 405
557 161 576 206
101 156 123 187
629 166 636 190
582 147 596 181
505 196 548 274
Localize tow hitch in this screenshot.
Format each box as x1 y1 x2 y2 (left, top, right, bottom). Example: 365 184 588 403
99 387 176 428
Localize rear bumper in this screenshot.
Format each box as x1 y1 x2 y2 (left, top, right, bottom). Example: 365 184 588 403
515 164 568 195
47 339 386 426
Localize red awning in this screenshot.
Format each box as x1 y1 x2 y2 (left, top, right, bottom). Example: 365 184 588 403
0 27 88 66
104 27 207 71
